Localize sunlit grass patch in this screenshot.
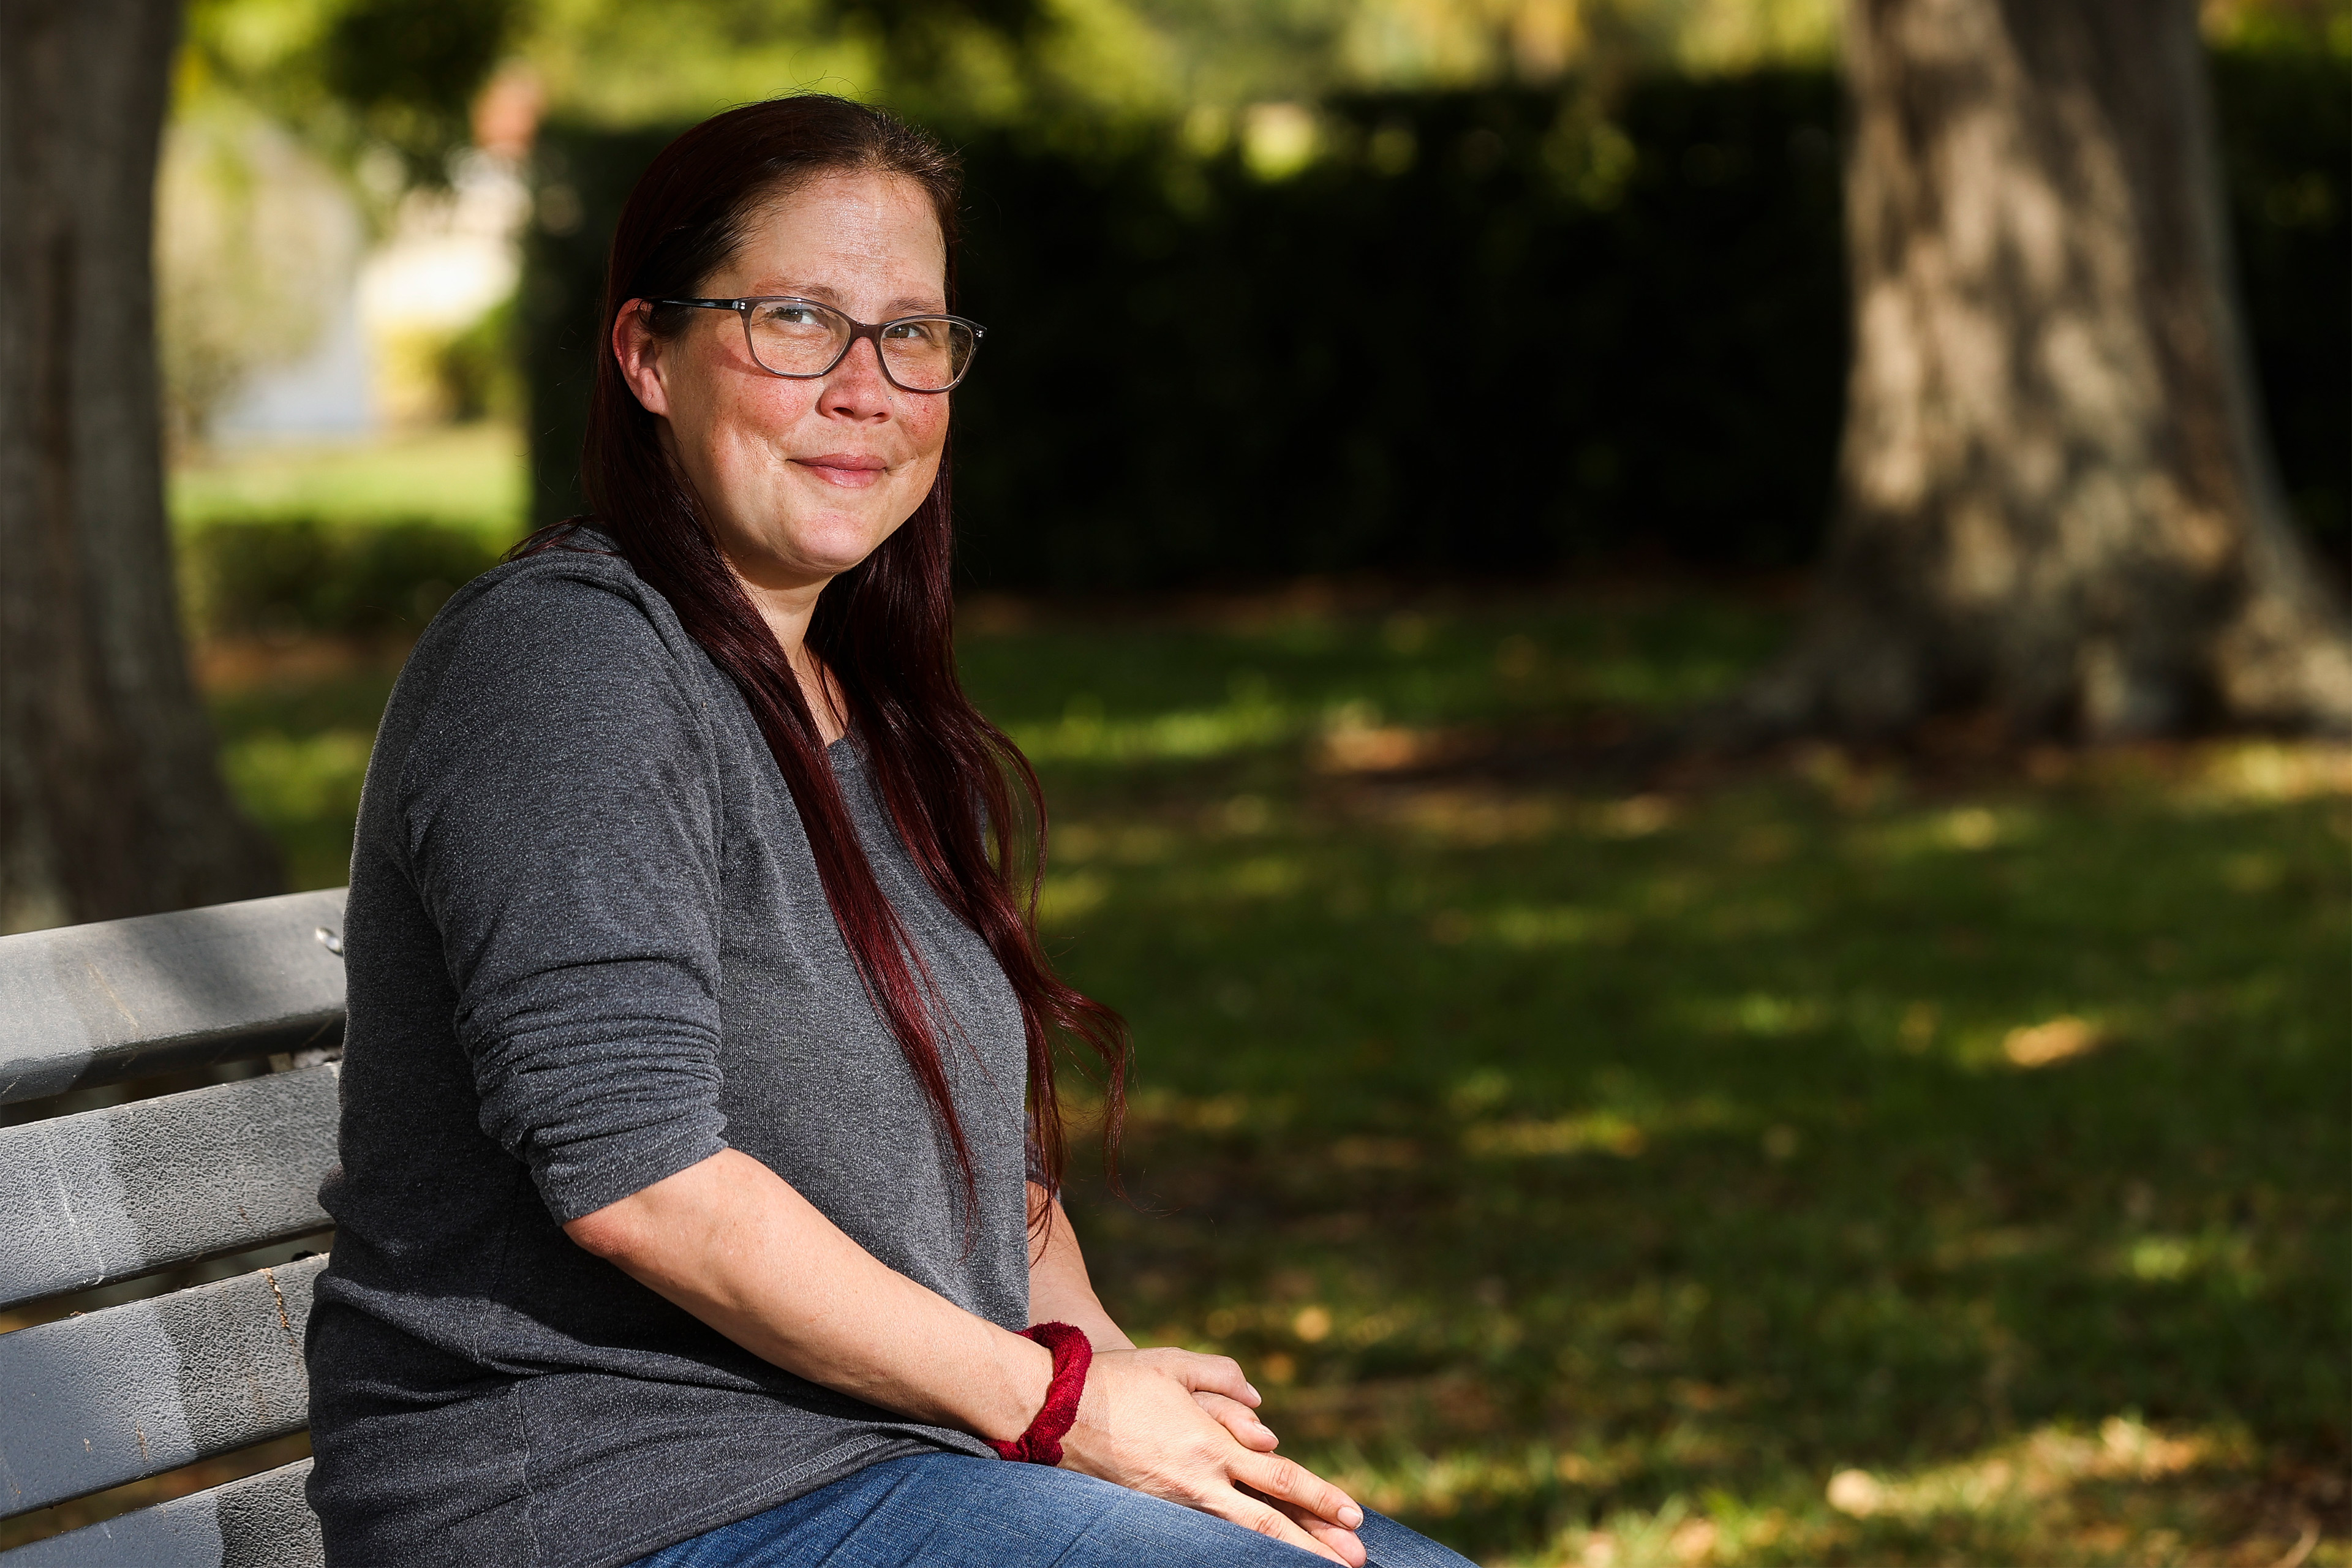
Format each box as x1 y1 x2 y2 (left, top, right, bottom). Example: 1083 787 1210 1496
172 423 526 539
1463 1110 1648 1159
2177 739 2352 810
1486 904 1637 949
1047 820 1182 866
1851 801 2043 861
2002 1014 2106 1068
203 642 407 890
2101 1229 2268 1295
221 729 371 811
1682 992 1832 1039
1007 685 1298 764
219 728 372 889
1035 870 1110 924
1507 1420 2309 1566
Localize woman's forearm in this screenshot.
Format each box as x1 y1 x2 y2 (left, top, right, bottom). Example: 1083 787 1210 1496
573 1156 1361 1562
565 1149 1052 1442
1025 1184 1136 1350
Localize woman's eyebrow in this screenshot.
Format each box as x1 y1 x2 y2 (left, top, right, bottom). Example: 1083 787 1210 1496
744 279 843 303
743 281 947 315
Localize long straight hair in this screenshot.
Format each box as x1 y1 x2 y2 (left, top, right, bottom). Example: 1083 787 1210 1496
527 94 1124 1223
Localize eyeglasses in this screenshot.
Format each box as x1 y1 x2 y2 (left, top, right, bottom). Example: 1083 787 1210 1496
646 296 985 393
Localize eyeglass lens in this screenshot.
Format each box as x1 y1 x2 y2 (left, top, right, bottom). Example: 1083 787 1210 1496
744 301 974 391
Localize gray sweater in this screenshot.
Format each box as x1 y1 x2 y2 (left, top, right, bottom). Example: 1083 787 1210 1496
306 539 1031 1567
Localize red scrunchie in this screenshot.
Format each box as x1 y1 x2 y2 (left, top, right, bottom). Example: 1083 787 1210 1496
990 1322 1093 1465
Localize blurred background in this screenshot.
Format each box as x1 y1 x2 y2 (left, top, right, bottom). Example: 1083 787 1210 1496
5 0 2348 1561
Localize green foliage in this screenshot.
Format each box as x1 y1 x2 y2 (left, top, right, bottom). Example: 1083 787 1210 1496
211 655 415 889
322 0 522 183
526 74 1851 575
155 100 356 442
437 298 524 423
2211 45 2351 547
183 0 519 186
513 0 1841 134
519 121 682 526
522 53 2347 587
2204 0 2352 56
183 518 504 639
959 74 1849 584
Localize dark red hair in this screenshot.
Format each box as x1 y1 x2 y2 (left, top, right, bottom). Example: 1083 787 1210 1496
527 94 1124 1224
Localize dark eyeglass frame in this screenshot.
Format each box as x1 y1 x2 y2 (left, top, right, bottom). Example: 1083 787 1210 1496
644 296 986 392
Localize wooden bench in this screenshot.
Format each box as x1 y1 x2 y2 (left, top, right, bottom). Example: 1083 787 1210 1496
0 890 349 1567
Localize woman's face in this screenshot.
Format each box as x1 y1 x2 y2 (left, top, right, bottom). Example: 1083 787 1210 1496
614 170 951 597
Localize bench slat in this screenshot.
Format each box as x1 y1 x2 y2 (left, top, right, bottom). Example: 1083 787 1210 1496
0 891 347 1107
0 1069 338 1311
0 1460 321 1568
0 1256 323 1517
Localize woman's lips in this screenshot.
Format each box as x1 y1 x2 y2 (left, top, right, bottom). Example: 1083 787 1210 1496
794 453 889 489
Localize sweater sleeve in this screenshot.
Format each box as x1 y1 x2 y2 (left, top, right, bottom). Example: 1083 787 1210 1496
399 565 731 1223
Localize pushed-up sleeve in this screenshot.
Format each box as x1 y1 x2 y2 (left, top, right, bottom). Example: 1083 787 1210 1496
400 569 731 1224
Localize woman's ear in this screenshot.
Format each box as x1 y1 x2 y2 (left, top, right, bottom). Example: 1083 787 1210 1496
612 301 673 417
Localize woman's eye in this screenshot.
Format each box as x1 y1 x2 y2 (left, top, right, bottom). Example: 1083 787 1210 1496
884 321 941 344
760 304 824 328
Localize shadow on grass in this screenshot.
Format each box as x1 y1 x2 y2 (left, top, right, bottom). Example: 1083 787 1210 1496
962 590 2348 1566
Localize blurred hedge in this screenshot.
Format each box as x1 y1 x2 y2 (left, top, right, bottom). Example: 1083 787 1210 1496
183 518 503 639
523 56 2346 590
2211 48 2350 551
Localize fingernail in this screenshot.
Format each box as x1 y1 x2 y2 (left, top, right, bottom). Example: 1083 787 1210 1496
1339 1505 1363 1528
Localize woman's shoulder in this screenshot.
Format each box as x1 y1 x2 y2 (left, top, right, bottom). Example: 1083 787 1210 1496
386 526 723 755
429 526 676 655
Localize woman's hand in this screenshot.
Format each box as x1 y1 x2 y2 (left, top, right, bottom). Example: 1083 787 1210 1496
1194 1374 1371 1558
1021 1188 1357 1558
1196 1389 1279 1452
1060 1348 1367 1567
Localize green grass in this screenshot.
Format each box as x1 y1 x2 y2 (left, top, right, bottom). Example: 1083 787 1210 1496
205 588 2351 1566
209 657 410 889
172 422 527 541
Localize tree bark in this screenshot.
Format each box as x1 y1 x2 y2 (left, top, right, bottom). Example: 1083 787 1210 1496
0 0 281 932
1744 0 2352 741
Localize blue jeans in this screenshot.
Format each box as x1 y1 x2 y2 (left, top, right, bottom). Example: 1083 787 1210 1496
629 1452 1478 1567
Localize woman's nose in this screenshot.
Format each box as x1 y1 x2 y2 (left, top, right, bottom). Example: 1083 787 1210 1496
821 336 894 420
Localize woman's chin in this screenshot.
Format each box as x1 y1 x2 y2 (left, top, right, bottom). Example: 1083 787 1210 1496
727 509 905 584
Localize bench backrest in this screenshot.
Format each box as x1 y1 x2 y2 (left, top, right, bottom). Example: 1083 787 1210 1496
0 891 348 1568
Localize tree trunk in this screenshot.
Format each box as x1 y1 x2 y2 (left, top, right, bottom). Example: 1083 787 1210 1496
0 0 281 933
1744 0 2352 741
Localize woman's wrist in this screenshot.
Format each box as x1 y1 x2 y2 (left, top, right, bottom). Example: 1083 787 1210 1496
974 1324 1058 1444
989 1324 1093 1463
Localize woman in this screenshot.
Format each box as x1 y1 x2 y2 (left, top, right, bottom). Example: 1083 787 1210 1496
307 95 1473 1568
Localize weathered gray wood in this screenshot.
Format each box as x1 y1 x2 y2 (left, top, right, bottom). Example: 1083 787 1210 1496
0 1460 321 1568
0 1068 338 1311
0 1256 322 1515
0 891 347 1107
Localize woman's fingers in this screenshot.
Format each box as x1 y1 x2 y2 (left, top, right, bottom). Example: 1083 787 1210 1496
1193 1390 1278 1452
1231 1449 1366 1533
1057 1349 1357 1563
1197 1487 1359 1566
1265 1496 1370 1566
